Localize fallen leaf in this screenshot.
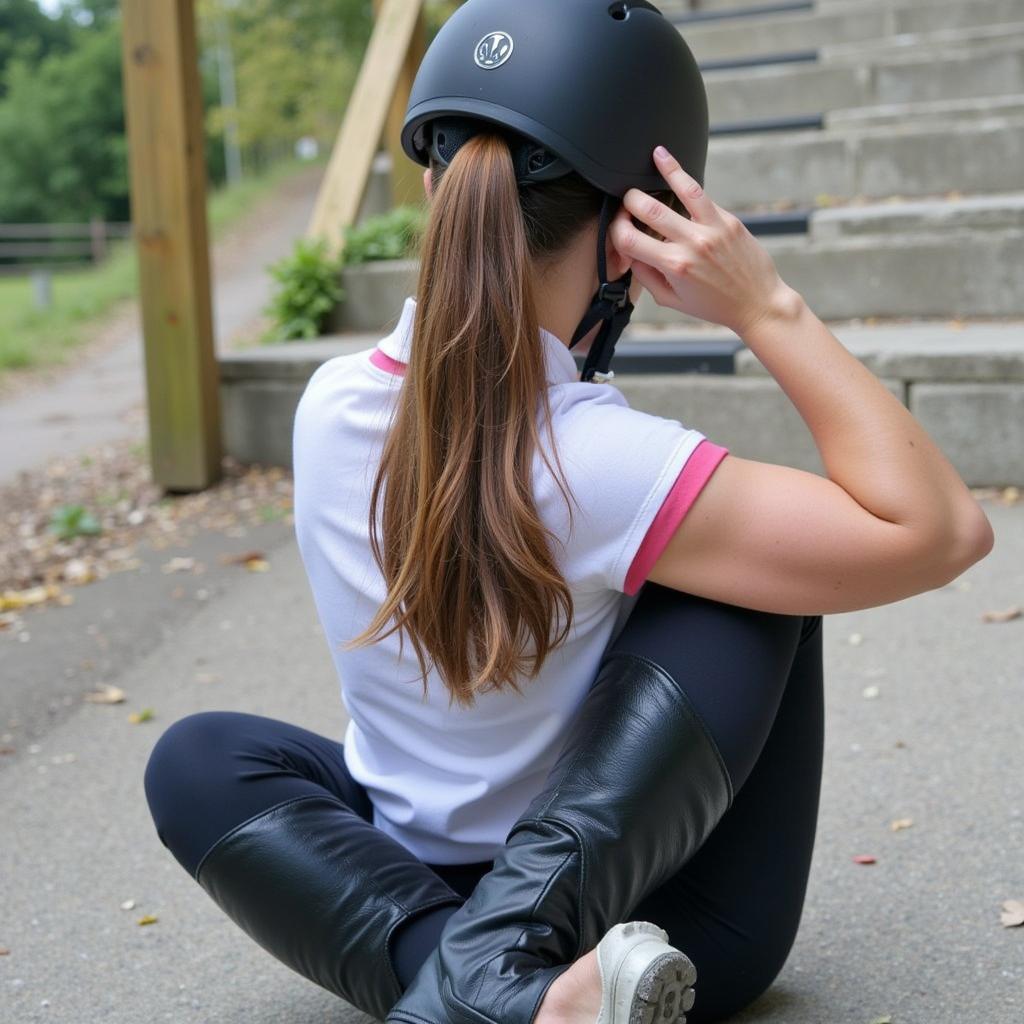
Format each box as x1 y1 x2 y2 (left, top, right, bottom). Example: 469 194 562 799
1001 899 1024 928
1002 486 1020 506
137 914 158 926
63 558 96 585
0 947 9 955
222 550 266 567
1 585 60 610
890 818 914 832
853 854 877 865
981 607 1022 624
120 899 136 911
161 557 197 574
869 1017 893 1024
243 558 269 572
83 684 126 704
127 708 155 724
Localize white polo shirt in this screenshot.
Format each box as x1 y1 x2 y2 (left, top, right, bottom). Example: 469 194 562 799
292 296 728 864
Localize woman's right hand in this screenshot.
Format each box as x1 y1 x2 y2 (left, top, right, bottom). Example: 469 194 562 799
610 146 797 337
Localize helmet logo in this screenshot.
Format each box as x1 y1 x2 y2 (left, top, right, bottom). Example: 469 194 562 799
475 31 514 69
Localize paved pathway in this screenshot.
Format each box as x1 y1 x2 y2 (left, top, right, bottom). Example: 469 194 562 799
2 497 1021 1023
0 164 323 489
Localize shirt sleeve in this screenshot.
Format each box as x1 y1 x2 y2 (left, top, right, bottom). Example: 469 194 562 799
544 387 729 595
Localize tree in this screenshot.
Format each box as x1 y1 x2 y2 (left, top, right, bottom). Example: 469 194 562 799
196 0 372 170
0 0 75 95
0 18 127 222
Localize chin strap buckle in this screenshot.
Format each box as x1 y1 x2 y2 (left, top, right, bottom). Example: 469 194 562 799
597 280 630 310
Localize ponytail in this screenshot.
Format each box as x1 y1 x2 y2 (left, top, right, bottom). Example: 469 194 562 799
347 133 586 708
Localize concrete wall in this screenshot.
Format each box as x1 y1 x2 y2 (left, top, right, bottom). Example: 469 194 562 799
218 334 1024 485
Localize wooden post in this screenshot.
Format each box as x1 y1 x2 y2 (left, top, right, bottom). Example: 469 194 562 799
373 0 427 209
120 0 222 491
307 0 427 257
89 216 107 264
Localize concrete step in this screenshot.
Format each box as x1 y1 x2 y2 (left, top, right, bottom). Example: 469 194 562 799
671 0 813 23
705 33 1024 120
614 320 1024 485
218 321 1024 485
331 189 1024 324
809 193 1024 239
661 0 980 13
820 18 1024 61
633 194 1024 321
706 115 1024 208
826 93 1024 130
679 0 1024 62
635 229 1023 321
712 92 1024 138
661 0 809 12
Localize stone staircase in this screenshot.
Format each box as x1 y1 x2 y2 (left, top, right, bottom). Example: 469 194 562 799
633 0 1024 323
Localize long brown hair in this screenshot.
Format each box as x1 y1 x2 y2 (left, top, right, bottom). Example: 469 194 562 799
345 132 608 708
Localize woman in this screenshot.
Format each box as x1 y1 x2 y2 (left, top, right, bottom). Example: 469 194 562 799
143 2 994 1023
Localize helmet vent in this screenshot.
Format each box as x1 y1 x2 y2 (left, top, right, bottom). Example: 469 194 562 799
608 1 661 18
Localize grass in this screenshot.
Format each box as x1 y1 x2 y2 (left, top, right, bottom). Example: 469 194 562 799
0 156 325 378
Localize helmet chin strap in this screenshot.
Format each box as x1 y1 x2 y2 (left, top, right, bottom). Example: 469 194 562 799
568 193 635 383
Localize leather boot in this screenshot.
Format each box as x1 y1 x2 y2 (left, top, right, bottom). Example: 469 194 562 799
194 793 465 1021
386 650 734 1024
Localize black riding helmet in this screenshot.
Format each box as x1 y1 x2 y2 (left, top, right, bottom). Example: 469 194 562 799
401 0 710 383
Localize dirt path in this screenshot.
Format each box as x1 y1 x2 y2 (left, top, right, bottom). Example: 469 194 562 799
0 163 324 489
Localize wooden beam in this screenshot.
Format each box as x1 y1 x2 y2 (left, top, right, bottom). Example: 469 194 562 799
120 0 222 491
373 0 427 209
307 0 427 256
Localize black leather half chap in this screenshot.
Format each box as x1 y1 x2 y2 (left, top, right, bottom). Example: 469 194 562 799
386 651 735 1024
195 794 464 1021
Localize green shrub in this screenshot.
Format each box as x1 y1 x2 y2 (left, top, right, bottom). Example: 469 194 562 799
262 205 428 343
342 205 427 266
48 504 102 541
262 236 344 342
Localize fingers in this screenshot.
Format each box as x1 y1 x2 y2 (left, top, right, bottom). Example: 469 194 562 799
653 145 719 224
620 187 696 247
609 203 682 269
630 260 678 308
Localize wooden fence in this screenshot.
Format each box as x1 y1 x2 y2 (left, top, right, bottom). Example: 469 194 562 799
0 219 133 274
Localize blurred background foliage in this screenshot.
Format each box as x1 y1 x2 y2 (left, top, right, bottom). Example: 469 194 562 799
0 1 461 225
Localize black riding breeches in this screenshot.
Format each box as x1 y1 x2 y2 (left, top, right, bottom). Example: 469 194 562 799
144 583 824 1022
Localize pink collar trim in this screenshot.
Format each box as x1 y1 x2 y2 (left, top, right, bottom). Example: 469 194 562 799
370 296 579 385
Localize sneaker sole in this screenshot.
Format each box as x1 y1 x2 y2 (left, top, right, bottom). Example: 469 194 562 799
628 950 697 1024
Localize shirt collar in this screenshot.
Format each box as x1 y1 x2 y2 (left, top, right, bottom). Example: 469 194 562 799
376 296 579 386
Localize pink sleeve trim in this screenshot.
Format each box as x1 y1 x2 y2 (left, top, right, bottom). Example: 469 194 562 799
623 440 729 596
370 348 407 376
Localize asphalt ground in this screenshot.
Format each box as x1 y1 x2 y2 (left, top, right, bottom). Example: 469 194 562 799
2 499 1022 1024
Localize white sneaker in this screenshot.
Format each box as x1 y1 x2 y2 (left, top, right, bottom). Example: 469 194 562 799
594 921 697 1024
